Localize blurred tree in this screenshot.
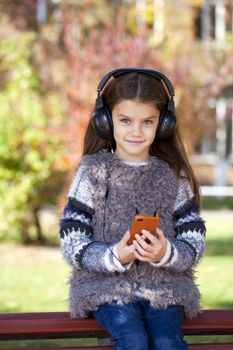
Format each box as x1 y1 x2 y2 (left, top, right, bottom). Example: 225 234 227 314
59 0 205 160
0 29 66 244
162 32 233 155
0 0 58 31
0 0 38 30
1 0 233 244
61 0 160 171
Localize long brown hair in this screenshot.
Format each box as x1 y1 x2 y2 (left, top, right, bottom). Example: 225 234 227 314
83 72 201 206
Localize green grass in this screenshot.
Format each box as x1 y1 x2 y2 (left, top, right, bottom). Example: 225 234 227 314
198 211 233 310
0 210 233 346
0 245 69 312
202 196 233 210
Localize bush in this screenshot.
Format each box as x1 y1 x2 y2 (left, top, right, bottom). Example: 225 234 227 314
0 32 66 243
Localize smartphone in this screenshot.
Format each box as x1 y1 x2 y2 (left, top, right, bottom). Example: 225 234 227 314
127 213 159 245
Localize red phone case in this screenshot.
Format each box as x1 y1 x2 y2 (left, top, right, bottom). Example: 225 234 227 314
127 213 159 245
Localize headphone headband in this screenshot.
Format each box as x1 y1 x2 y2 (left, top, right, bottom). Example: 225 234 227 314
97 67 175 97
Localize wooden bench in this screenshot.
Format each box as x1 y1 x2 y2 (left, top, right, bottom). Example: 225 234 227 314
0 310 233 349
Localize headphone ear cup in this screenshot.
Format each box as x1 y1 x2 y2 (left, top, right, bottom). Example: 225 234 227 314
91 106 114 141
156 108 177 140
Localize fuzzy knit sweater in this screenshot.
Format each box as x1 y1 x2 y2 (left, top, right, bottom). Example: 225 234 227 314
59 149 206 319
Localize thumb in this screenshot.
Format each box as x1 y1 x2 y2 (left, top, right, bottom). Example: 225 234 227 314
122 230 130 242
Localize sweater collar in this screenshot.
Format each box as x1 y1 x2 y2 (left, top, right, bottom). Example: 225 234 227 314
101 148 157 171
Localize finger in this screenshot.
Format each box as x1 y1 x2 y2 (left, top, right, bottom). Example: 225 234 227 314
156 228 166 241
141 230 158 244
133 239 151 257
123 230 131 243
135 233 152 250
128 244 137 255
133 239 148 256
133 249 151 262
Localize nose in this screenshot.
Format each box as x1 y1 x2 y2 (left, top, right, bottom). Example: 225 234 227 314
131 122 142 136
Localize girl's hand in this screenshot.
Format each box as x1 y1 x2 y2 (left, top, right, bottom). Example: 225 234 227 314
116 231 137 265
132 228 167 263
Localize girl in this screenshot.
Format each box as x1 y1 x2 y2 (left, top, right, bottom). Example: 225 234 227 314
60 68 206 350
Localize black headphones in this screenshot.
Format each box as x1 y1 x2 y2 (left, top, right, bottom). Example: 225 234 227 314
91 67 177 142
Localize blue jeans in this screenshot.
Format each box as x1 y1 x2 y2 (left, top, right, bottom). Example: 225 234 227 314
93 299 188 350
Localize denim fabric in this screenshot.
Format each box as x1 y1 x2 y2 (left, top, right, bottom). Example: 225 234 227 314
93 299 189 350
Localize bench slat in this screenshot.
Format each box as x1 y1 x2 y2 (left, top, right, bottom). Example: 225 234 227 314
0 348 111 350
2 345 233 350
0 313 106 340
183 309 233 335
1 310 233 341
190 345 233 350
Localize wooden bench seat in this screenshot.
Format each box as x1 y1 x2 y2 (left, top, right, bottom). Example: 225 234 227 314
3 346 233 350
0 309 233 349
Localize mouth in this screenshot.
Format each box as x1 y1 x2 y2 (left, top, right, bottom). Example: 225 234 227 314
126 140 145 144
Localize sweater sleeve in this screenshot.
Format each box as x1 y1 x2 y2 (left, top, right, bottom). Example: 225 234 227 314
150 176 206 272
59 158 132 273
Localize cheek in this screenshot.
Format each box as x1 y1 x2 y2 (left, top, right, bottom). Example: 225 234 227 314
113 123 126 136
113 124 123 141
153 120 159 135
146 124 158 140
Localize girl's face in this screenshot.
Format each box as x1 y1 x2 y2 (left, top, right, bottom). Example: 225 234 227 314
112 99 160 162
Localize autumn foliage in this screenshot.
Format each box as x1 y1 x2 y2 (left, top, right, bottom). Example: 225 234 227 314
0 0 233 243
